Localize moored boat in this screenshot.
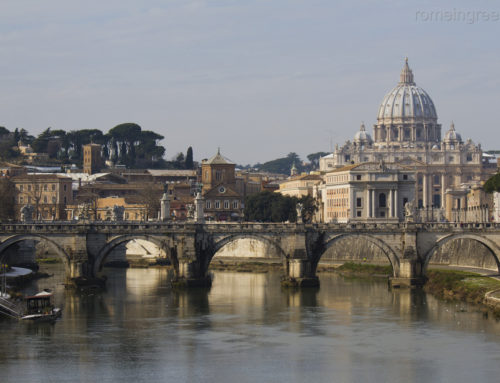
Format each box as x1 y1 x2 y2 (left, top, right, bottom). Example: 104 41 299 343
20 290 62 322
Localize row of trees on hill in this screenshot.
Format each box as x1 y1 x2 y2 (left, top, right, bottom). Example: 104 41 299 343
0 123 200 169
244 191 318 223
242 151 328 175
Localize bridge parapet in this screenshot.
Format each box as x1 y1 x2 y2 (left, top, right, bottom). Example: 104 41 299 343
1 221 500 289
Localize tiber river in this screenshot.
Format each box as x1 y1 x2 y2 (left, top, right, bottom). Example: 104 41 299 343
1 264 500 383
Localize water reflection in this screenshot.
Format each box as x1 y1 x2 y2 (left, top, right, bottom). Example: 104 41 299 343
0 266 500 383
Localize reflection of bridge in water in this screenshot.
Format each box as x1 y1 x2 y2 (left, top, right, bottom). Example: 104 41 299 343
0 222 499 287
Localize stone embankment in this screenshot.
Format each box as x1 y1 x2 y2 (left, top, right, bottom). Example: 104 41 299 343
485 289 500 313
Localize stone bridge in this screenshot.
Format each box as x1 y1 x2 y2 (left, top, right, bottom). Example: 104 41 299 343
1 221 500 287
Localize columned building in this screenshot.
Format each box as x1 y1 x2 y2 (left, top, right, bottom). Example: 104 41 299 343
320 59 496 210
322 162 415 223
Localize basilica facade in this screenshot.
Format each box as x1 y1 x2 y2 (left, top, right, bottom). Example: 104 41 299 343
320 59 496 212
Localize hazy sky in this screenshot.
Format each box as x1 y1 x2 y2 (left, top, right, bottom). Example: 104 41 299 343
0 0 499 165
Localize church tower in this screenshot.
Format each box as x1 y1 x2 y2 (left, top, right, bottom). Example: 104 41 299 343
83 143 102 175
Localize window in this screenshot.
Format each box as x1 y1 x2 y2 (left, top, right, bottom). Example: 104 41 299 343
206 200 211 209
403 174 408 180
44 196 48 203
52 184 56 191
43 184 48 191
356 211 362 217
434 175 440 185
356 198 362 207
64 196 66 204
215 200 221 209
20 185 24 192
19 196 23 203
224 200 230 209
418 176 423 185
344 155 351 162
28 185 31 192
403 197 408 207
63 184 67 192
28 197 31 203
433 194 441 207
379 193 386 208
466 154 472 161
52 196 56 203
404 128 411 139
448 156 454 162
380 211 385 217
232 200 239 209
356 175 362 180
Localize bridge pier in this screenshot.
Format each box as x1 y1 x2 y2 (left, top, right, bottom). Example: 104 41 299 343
174 261 211 287
281 231 320 288
390 232 426 288
282 259 319 288
171 236 212 288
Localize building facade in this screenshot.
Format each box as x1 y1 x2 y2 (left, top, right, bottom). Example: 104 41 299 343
66 196 147 221
201 150 243 221
12 174 73 220
322 162 415 223
320 59 496 210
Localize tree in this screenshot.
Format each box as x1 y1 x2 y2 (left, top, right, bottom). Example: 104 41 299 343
307 152 329 170
185 147 194 169
172 152 185 169
258 152 303 175
137 183 163 219
0 126 9 136
0 179 15 221
298 195 318 223
244 191 297 222
484 173 500 193
31 127 53 153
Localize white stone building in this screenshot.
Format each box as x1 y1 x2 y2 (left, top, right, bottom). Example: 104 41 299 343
322 162 415 223
493 192 500 222
320 59 496 210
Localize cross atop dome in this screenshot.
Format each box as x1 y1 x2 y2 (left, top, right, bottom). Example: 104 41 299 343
399 57 415 85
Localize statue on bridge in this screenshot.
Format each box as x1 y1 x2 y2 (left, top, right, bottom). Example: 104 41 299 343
296 203 304 224
77 203 91 221
20 204 34 223
404 200 416 222
186 204 195 220
111 205 125 221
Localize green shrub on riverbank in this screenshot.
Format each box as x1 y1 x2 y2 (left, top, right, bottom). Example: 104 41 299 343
425 269 500 305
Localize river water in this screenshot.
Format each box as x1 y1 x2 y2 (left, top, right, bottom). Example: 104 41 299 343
1 265 500 383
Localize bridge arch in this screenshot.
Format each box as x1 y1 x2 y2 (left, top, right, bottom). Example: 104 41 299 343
319 233 400 276
0 234 71 269
93 234 171 276
210 234 287 265
423 234 500 273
